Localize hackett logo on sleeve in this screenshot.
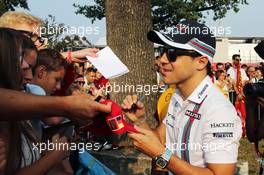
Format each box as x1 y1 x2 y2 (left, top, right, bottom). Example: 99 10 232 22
210 123 235 128
185 110 201 120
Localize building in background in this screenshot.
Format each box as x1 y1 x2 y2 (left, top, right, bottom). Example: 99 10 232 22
214 37 264 63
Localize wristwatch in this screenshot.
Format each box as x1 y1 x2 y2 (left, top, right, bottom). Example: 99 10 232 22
154 148 172 169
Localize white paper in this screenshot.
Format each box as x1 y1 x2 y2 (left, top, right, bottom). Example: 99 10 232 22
86 46 129 79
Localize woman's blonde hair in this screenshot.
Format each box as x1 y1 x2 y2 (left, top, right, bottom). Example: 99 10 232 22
0 11 43 28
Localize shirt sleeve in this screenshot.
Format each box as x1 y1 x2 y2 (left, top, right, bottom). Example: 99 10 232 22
227 68 235 81
241 69 249 81
202 103 242 164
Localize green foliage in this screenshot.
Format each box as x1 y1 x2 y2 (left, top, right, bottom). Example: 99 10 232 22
0 0 29 15
73 0 105 24
74 0 249 30
42 15 92 52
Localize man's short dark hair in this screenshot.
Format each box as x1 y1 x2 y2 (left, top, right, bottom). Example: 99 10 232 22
241 64 248 69
206 62 213 76
232 54 240 60
190 50 212 76
86 67 96 73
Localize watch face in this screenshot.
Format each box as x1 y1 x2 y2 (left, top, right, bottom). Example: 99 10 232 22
155 157 168 169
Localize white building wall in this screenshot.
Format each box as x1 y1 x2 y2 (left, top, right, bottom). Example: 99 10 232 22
228 43 262 63
213 38 229 63
213 37 263 63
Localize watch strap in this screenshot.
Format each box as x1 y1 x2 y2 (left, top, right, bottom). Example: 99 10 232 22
162 148 172 161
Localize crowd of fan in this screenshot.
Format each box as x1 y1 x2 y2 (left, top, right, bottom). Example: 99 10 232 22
0 11 112 175
1 10 264 175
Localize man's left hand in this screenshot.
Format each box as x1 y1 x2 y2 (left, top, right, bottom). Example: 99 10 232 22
128 126 165 158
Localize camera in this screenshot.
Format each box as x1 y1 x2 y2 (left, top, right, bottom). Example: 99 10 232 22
244 41 264 146
254 40 264 60
244 80 264 97
243 40 264 98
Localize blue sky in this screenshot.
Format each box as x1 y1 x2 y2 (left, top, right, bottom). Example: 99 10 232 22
16 0 263 43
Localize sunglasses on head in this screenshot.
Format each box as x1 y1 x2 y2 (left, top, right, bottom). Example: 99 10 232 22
19 30 46 45
157 47 202 62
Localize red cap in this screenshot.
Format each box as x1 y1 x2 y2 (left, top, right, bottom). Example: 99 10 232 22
100 100 138 135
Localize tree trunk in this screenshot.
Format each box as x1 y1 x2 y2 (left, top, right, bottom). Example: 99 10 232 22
105 0 157 127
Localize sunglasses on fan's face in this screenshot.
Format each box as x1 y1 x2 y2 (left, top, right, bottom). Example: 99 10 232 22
75 81 85 86
157 47 201 62
19 30 46 46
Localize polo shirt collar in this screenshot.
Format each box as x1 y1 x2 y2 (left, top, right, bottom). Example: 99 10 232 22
187 76 212 104
173 76 213 105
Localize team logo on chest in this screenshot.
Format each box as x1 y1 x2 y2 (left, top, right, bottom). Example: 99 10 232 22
185 110 201 120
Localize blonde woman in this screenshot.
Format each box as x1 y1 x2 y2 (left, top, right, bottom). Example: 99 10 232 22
0 11 99 62
214 70 229 98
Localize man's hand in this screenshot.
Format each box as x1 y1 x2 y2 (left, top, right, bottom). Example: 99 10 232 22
128 126 165 158
121 95 145 122
64 94 112 122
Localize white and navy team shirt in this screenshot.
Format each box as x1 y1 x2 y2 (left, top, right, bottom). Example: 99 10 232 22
163 76 242 171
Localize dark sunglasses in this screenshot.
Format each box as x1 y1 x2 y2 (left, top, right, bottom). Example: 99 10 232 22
19 30 46 45
157 47 201 62
75 81 85 85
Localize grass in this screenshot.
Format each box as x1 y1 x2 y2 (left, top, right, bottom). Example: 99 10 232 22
238 138 264 175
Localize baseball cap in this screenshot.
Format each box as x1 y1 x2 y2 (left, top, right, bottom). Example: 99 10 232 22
254 41 264 59
147 19 216 62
